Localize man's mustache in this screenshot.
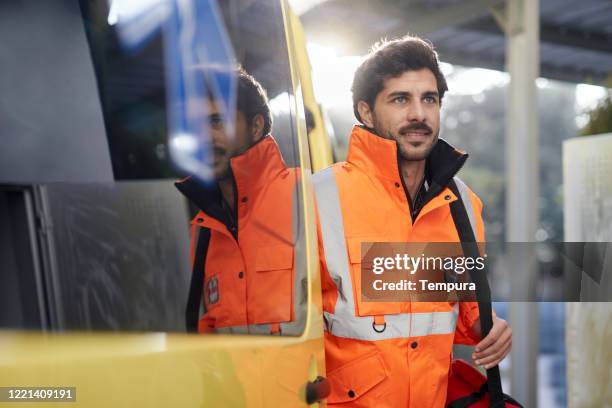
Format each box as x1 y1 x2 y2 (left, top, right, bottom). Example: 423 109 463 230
399 123 432 135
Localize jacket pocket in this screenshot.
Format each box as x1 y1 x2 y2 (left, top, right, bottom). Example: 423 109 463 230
250 244 294 324
346 238 403 316
256 244 294 271
327 352 388 404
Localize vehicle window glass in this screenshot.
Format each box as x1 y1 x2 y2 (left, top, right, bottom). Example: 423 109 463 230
0 0 307 336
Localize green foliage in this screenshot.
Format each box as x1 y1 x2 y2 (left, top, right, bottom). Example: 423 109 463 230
581 94 612 136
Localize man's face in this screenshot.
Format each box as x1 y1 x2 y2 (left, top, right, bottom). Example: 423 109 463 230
204 99 252 180
360 68 441 161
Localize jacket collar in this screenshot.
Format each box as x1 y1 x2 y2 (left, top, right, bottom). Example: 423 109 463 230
230 134 288 193
346 125 468 193
175 135 288 213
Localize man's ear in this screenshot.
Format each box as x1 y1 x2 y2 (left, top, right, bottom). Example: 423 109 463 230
250 114 265 142
357 101 374 128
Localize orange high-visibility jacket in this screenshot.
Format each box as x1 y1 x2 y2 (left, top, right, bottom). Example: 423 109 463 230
176 136 305 335
314 126 485 407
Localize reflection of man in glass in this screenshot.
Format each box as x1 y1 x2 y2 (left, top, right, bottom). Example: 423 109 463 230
176 68 304 335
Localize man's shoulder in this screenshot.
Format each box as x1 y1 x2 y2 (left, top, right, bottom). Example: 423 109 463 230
312 162 346 183
280 166 301 180
452 176 484 210
313 161 366 183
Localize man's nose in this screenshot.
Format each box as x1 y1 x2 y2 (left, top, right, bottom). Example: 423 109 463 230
208 127 226 146
407 101 426 122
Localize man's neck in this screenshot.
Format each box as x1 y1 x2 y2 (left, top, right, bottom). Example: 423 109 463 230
399 159 426 202
218 178 235 211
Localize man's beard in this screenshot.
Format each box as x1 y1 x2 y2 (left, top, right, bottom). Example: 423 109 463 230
396 127 439 162
212 147 232 181
374 120 439 161
214 163 232 181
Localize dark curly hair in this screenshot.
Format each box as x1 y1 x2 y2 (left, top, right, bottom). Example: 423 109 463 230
236 67 272 136
198 66 272 136
351 36 448 123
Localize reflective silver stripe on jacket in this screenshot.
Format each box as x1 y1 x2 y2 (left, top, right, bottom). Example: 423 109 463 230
323 305 459 341
453 177 477 238
313 167 357 321
313 167 460 341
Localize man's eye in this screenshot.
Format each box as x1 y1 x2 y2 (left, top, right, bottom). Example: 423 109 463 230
209 115 223 127
393 96 407 104
424 96 437 104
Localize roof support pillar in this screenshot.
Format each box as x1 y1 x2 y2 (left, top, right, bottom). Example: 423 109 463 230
505 0 539 407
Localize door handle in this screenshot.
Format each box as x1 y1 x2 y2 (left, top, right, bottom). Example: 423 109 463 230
306 376 330 404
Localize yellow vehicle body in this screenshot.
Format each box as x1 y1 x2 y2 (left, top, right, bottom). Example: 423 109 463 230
0 2 332 407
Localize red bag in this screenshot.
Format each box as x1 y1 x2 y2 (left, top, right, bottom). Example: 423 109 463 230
446 360 523 408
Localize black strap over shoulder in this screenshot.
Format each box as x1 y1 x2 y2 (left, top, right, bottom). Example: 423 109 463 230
447 179 506 408
185 227 211 332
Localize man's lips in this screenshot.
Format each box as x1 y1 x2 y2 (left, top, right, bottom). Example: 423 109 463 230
399 125 432 138
400 130 432 140
402 130 430 136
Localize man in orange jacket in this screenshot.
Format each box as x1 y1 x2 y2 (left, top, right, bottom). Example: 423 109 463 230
314 36 512 406
176 68 305 335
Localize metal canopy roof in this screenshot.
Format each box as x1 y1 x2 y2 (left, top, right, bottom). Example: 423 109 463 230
300 0 612 85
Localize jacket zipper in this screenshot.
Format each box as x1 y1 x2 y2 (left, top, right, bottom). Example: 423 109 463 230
220 169 239 241
230 173 239 240
397 150 467 223
402 177 425 222
414 157 467 222
397 151 417 223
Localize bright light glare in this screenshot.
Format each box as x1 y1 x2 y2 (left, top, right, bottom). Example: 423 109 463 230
536 78 549 88
288 0 328 16
440 62 454 77
308 43 509 107
445 67 509 96
575 83 609 128
576 84 608 112
307 43 363 108
107 0 165 25
170 133 199 154
269 92 292 116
